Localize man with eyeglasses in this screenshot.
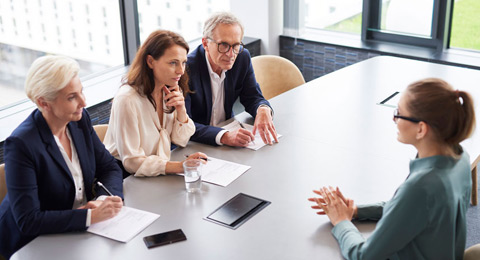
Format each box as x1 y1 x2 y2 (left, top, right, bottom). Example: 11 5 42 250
185 12 278 147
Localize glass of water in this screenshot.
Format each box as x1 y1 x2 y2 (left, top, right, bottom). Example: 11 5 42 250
183 159 202 193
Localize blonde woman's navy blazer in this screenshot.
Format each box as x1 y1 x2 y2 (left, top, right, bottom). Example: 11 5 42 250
0 109 123 259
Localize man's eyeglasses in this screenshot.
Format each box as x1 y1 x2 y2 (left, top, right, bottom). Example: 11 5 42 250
393 108 422 124
207 37 244 54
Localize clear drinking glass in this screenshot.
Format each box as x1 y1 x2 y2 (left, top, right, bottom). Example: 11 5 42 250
183 159 202 193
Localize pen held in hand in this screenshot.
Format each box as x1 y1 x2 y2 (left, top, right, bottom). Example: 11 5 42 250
238 122 255 145
97 181 114 196
184 154 210 161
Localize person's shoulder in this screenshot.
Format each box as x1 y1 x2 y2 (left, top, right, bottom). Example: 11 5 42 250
187 44 203 62
114 85 143 103
112 85 150 115
232 49 253 70
6 110 43 154
237 48 252 61
401 159 459 200
187 45 206 79
9 110 40 139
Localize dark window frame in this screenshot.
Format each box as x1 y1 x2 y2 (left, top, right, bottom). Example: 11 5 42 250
361 0 453 51
118 0 140 65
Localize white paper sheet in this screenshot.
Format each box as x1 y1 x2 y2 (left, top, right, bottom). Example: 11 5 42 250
87 206 160 242
201 157 251 187
222 120 281 150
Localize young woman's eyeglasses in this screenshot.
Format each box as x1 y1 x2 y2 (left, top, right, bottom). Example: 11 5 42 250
207 37 244 54
393 108 422 124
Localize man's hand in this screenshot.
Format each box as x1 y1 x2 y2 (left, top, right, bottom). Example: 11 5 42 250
253 106 278 145
220 128 255 147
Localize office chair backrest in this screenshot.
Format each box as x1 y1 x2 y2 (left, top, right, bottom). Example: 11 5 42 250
0 164 6 204
465 243 480 260
93 124 108 143
251 55 305 100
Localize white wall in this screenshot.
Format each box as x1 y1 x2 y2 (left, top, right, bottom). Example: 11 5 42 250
230 0 283 55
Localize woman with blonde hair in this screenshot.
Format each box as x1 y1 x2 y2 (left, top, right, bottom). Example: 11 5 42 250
309 78 475 260
0 55 123 259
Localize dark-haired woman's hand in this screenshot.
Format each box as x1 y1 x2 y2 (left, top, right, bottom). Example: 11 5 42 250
164 84 188 122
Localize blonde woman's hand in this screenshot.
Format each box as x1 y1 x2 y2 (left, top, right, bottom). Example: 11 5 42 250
90 196 123 224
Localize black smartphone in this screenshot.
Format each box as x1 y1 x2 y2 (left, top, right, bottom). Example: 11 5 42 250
143 229 187 249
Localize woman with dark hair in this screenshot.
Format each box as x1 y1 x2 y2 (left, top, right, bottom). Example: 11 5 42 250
104 30 206 177
309 78 475 260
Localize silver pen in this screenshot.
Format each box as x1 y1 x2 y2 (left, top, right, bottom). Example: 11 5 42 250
97 181 114 196
184 154 211 161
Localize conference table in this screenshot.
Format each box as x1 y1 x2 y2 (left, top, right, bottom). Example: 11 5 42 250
12 56 480 259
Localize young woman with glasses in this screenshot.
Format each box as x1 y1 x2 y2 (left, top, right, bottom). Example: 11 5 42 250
309 78 475 259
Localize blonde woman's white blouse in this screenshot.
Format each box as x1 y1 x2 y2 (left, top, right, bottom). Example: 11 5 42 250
104 85 195 177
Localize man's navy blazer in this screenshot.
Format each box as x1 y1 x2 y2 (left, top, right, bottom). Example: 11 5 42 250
185 44 271 146
0 109 123 259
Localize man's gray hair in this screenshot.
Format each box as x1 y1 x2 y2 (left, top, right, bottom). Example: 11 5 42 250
203 12 244 39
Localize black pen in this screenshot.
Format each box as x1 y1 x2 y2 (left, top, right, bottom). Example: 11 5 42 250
238 122 255 145
97 181 114 196
184 154 210 161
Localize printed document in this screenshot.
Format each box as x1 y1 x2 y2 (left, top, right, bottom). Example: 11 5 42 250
202 157 251 187
87 206 159 242
222 120 281 150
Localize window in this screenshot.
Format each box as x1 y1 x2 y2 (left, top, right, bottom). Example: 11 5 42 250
450 0 480 51
380 0 434 37
136 0 230 43
360 0 447 49
289 0 474 53
304 0 362 34
0 0 124 109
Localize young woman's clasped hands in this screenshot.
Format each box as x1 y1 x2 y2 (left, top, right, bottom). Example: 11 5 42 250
306 78 475 259
309 186 357 226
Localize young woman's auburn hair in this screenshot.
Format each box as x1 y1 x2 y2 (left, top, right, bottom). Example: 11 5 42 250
124 30 191 109
406 78 476 147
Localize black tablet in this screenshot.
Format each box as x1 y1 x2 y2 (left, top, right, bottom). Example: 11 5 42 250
205 193 270 229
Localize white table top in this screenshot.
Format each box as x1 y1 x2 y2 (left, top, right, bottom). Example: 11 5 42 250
12 56 480 260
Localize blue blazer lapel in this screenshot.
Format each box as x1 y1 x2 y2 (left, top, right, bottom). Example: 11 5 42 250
33 110 72 181
68 118 94 198
223 71 234 119
199 46 213 121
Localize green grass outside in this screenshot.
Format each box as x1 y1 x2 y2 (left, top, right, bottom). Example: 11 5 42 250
326 13 362 34
450 0 480 50
325 0 480 51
